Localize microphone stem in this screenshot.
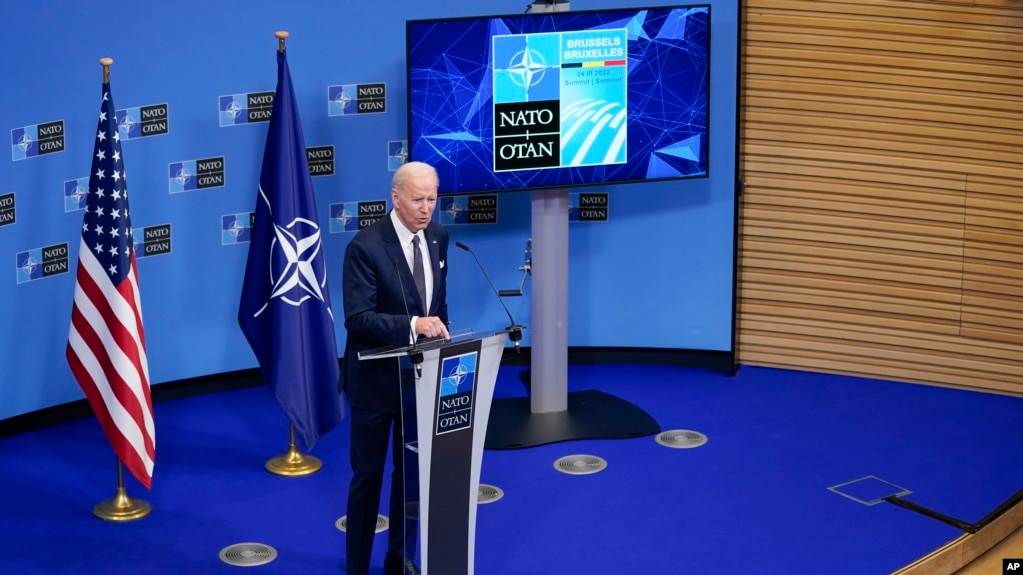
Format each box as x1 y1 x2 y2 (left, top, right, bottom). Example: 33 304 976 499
456 242 524 349
393 256 424 377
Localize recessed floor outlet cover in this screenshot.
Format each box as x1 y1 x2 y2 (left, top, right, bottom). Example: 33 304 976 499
218 543 278 567
478 484 505 503
553 454 607 475
656 430 708 449
335 514 388 533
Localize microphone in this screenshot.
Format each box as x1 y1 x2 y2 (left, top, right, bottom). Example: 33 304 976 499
392 256 423 378
455 241 524 352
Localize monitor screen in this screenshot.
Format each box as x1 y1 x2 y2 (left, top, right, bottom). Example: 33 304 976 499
406 5 711 194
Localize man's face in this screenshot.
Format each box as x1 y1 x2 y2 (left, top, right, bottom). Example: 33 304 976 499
392 174 438 233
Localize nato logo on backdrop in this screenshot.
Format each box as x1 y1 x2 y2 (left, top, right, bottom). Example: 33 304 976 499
168 157 226 193
436 352 477 435
329 200 386 233
0 192 15 226
307 145 334 177
222 212 255 245
132 224 172 257
569 191 609 222
11 120 65 161
388 140 408 171
438 195 498 226
219 92 274 126
16 243 69 284
328 83 386 116
63 178 89 212
116 104 169 140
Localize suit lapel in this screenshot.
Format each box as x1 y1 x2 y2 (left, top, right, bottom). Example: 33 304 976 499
380 215 424 314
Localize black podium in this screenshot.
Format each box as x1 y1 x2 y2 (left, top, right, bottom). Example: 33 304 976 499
358 329 507 575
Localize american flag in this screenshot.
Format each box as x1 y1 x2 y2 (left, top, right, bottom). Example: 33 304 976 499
66 83 155 489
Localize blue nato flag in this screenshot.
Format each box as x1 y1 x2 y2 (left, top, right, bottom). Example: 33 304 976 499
239 48 343 450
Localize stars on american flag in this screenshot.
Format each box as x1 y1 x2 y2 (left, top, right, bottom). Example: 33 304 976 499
82 90 134 280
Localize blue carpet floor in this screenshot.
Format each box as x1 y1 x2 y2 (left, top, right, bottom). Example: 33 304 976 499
2 364 1023 574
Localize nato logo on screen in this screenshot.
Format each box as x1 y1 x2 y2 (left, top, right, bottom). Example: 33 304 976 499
328 83 386 116
436 352 477 435
132 224 172 257
219 92 274 126
492 29 627 172
168 157 226 193
117 104 169 140
63 178 89 212
1 192 16 226
222 213 254 245
11 120 65 161
16 243 68 284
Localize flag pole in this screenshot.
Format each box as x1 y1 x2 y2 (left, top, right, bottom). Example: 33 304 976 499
94 458 152 521
266 423 324 476
259 32 324 477
87 57 153 521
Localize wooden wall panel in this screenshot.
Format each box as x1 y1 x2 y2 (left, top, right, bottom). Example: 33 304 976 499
739 0 1023 394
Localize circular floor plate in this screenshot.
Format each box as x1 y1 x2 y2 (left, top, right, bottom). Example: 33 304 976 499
335 513 388 533
656 429 708 448
218 542 278 567
478 484 505 504
553 454 607 475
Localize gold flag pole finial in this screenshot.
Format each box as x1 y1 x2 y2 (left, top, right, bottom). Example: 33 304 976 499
99 57 113 84
275 31 288 53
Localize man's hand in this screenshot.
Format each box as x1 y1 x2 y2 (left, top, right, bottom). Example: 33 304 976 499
415 316 450 340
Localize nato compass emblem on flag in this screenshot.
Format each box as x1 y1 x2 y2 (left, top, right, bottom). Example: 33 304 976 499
251 188 329 316
436 352 477 435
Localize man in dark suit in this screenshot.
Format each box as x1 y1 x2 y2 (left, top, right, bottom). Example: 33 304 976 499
341 161 450 575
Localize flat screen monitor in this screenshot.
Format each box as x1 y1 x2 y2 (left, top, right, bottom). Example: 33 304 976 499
406 5 711 194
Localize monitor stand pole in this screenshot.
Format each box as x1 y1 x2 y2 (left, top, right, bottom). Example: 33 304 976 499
485 1 661 450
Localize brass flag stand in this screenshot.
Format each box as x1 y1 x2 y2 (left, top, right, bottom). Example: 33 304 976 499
94 458 151 521
266 422 323 476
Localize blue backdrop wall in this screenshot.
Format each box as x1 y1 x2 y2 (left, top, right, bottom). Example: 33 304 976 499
0 0 739 421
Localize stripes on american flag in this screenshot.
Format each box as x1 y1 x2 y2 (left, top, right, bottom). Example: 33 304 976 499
66 83 155 489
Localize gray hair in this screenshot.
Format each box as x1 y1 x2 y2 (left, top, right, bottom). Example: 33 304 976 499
392 161 439 195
